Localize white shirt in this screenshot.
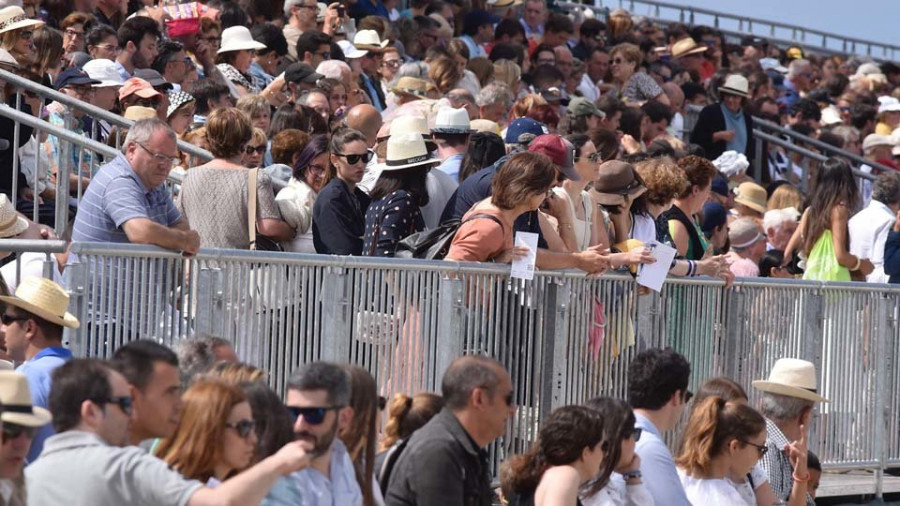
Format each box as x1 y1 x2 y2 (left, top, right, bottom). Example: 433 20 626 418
1 252 65 293
581 473 655 506
421 169 458 230
578 74 602 103
849 198 895 284
678 469 752 506
730 464 769 506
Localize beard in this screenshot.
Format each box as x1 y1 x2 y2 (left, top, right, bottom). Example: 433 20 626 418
294 416 338 457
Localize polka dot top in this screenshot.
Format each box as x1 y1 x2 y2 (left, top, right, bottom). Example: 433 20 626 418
362 189 425 257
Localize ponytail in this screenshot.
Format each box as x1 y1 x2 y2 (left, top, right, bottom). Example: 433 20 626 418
378 392 444 452
675 396 766 476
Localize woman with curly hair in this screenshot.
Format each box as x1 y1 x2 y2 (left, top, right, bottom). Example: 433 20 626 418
662 155 718 260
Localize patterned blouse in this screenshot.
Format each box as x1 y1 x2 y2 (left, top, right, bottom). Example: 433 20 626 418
621 72 663 104
362 189 424 257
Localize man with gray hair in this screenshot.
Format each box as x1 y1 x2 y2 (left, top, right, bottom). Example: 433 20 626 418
174 336 238 387
753 358 827 506
446 88 479 122
763 207 800 251
266 362 362 504
283 0 322 61
780 59 813 110
476 83 513 127
849 171 900 283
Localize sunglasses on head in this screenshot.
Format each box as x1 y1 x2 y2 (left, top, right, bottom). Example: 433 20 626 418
225 419 256 438
2 423 37 441
287 405 341 425
336 151 373 165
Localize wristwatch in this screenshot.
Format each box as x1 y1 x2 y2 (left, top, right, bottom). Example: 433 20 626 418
622 470 642 481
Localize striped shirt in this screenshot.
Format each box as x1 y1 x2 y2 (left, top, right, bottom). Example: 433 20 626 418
759 418 815 506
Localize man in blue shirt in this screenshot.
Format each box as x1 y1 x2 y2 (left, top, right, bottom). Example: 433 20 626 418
0 277 80 462
459 10 497 59
431 106 473 182
627 348 693 506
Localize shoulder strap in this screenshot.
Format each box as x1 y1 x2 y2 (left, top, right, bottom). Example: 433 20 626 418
248 168 258 251
463 212 505 231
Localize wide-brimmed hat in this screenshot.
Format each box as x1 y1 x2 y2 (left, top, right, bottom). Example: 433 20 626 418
353 29 389 50
119 78 162 101
0 194 28 238
733 181 767 214
218 25 266 54
388 115 436 151
719 74 750 98
669 37 707 59
0 277 79 329
0 371 52 427
431 106 474 134
379 132 439 171
337 40 367 59
82 59 124 88
390 77 428 100
862 133 895 153
592 161 646 205
877 96 900 114
0 6 44 35
752 358 829 403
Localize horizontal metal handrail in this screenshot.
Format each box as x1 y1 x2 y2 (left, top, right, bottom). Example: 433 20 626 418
0 239 68 253
0 67 213 163
1 104 120 159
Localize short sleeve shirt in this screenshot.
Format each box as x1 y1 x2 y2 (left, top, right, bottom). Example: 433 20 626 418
362 190 424 257
622 72 663 104
446 207 512 262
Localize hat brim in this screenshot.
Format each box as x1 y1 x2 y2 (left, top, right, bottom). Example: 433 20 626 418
2 405 52 427
344 49 369 59
558 165 582 182
0 216 29 238
674 46 707 58
391 88 426 100
356 40 390 50
0 18 44 35
593 185 646 205
0 296 80 329
218 41 267 54
733 197 767 215
720 87 750 99
431 127 475 134
376 158 439 172
93 80 123 88
752 380 829 403
489 0 522 7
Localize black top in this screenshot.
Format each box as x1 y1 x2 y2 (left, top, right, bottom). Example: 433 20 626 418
384 408 494 506
312 177 371 255
660 204 704 260
0 98 33 198
363 189 424 257
689 102 755 163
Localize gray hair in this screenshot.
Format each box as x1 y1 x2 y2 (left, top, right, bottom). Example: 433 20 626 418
441 355 505 410
872 172 900 206
283 0 303 19
388 61 429 89
763 207 800 233
759 392 814 422
476 83 513 108
174 336 232 388
287 362 352 406
787 59 811 80
298 90 327 106
829 125 860 145
122 119 175 153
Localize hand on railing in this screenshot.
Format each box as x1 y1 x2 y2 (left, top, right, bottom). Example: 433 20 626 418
181 230 201 258
496 244 530 264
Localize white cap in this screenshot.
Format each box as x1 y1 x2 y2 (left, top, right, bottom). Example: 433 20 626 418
82 59 124 88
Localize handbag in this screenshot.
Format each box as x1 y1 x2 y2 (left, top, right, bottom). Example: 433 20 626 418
395 213 504 260
248 168 283 252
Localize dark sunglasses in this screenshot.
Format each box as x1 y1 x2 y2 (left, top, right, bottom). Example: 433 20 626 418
623 426 643 441
741 440 769 457
225 419 256 438
287 405 341 425
100 396 134 415
2 423 37 441
336 151 373 165
683 389 694 403
244 145 266 155
378 396 387 411
0 314 28 326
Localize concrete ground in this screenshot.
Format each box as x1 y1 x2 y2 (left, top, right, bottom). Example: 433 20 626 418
817 471 900 505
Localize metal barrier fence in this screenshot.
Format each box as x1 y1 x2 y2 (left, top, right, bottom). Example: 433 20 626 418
63 241 900 493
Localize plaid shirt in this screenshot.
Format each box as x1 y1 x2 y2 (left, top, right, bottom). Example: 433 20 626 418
759 418 814 506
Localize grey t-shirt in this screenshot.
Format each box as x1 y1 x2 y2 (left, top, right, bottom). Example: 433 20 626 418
26 431 203 506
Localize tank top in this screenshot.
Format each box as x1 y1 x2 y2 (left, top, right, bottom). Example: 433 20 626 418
553 187 593 250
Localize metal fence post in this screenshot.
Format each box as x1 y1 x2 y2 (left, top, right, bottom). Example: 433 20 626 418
874 295 894 498
538 279 571 421
722 288 746 380
195 268 225 338
320 266 352 363
64 262 88 356
434 276 465 391
800 289 824 364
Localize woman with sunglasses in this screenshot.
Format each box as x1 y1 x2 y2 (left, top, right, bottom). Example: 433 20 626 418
276 134 331 253
674 396 768 506
502 405 607 506
0 6 44 68
607 42 669 107
581 397 652 506
378 48 402 100
242 127 268 169
157 379 258 485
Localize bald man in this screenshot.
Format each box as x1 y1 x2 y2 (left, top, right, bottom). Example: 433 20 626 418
662 82 686 140
446 89 479 121
346 104 382 148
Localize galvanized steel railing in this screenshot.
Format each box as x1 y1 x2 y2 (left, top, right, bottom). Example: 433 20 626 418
62 242 900 494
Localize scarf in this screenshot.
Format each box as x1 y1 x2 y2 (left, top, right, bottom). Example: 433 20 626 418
720 103 747 154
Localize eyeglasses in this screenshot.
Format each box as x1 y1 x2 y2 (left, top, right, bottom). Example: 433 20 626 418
93 43 120 53
331 94 348 102
137 143 180 167
336 151 373 165
66 85 95 97
225 419 256 438
315 51 331 59
244 144 267 155
741 440 769 457
64 29 85 40
308 163 328 175
0 314 28 326
683 389 694 403
287 405 341 426
381 60 401 68
378 396 387 411
2 423 37 441
297 4 318 9
100 396 134 415
612 58 628 65
19 30 34 41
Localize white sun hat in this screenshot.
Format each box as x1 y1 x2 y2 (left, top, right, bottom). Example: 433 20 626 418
0 6 44 35
218 26 267 54
431 106 474 134
379 132 439 171
0 371 52 427
752 358 829 403
82 59 125 88
353 29 389 49
337 40 368 59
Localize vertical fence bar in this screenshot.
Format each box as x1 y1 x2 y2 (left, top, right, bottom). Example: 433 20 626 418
320 266 352 363
435 276 465 391
874 295 892 497
539 279 570 421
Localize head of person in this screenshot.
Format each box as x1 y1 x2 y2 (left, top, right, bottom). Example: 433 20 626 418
372 132 436 207
502 405 605 498
728 218 768 262
291 133 331 192
117 16 160 69
0 7 43 62
640 101 672 143
271 129 311 168
300 89 330 122
442 355 515 447
251 22 287 77
345 104 383 148
296 30 332 68
151 39 188 85
585 47 611 84
627 348 691 431
60 12 92 55
50 359 133 447
0 371 53 477
788 59 813 91
242 127 267 168
165 90 196 136
205 107 253 161
675 155 718 213
754 358 826 431
595 94 622 133
491 151 559 212
522 0 545 29
609 43 641 82
285 362 352 458
767 182 804 212
808 451 822 498
564 133 601 183
192 78 234 117
802 158 859 255
157 379 255 482
233 94 270 133
86 24 119 60
871 171 900 211
462 9 496 45
237 381 293 463
315 78 347 114
284 0 319 30
174 336 238 389
378 392 444 452
378 47 402 82
339 366 378 506
564 97 604 135
759 249 791 278
582 397 639 497
329 128 370 186
110 340 181 442
763 207 800 251
634 157 688 214
0 277 75 362
543 13 574 48
675 397 766 479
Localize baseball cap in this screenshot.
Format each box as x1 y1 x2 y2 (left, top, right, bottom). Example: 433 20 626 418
505 118 547 145
285 62 323 84
81 59 124 88
528 134 580 181
118 78 162 101
54 68 100 91
134 69 173 91
711 174 729 197
759 57 787 74
566 97 605 118
701 201 727 236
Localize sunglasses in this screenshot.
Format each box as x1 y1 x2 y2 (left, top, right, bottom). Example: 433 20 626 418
683 389 694 403
2 423 37 441
287 405 341 425
378 396 387 411
315 51 332 59
612 58 627 64
741 440 769 457
225 419 256 438
623 426 642 441
0 314 28 325
244 145 266 155
101 396 134 415
336 151 373 165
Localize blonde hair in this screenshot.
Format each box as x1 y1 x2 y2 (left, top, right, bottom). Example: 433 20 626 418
492 59 521 91
607 9 634 42
428 57 462 95
378 392 444 452
767 183 804 211
236 94 271 120
635 157 688 206
250 127 267 147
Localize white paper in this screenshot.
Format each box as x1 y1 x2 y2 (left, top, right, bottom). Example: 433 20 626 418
510 232 539 280
636 240 677 292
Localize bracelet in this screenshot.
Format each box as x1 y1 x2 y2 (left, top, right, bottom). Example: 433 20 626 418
622 469 642 480
685 260 695 277
852 257 861 271
792 471 810 483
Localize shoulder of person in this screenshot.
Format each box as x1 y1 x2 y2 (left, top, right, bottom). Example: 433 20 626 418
542 465 581 485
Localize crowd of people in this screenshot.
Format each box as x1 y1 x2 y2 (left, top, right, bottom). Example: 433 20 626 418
0 267 830 505
0 0 897 290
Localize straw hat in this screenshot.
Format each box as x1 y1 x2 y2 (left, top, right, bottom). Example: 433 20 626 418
0 194 28 238
123 106 159 121
218 26 266 54
431 106 474 134
0 371 52 427
733 182 767 214
0 277 80 329
752 358 829 403
390 115 429 137
470 119 501 135
719 74 750 98
669 38 707 59
353 29 389 50
390 77 428 100
0 6 44 35
378 132 439 171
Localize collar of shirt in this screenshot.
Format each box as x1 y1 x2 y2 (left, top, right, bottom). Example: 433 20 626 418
29 346 73 362
634 411 662 438
40 430 108 456
437 408 482 457
765 418 791 448
866 199 895 219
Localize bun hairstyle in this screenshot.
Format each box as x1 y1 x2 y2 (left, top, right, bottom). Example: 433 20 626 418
675 396 766 476
378 392 444 452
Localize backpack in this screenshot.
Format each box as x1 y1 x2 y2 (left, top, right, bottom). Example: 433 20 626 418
395 213 504 260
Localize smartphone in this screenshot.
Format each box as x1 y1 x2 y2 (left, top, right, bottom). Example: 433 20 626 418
337 4 345 18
